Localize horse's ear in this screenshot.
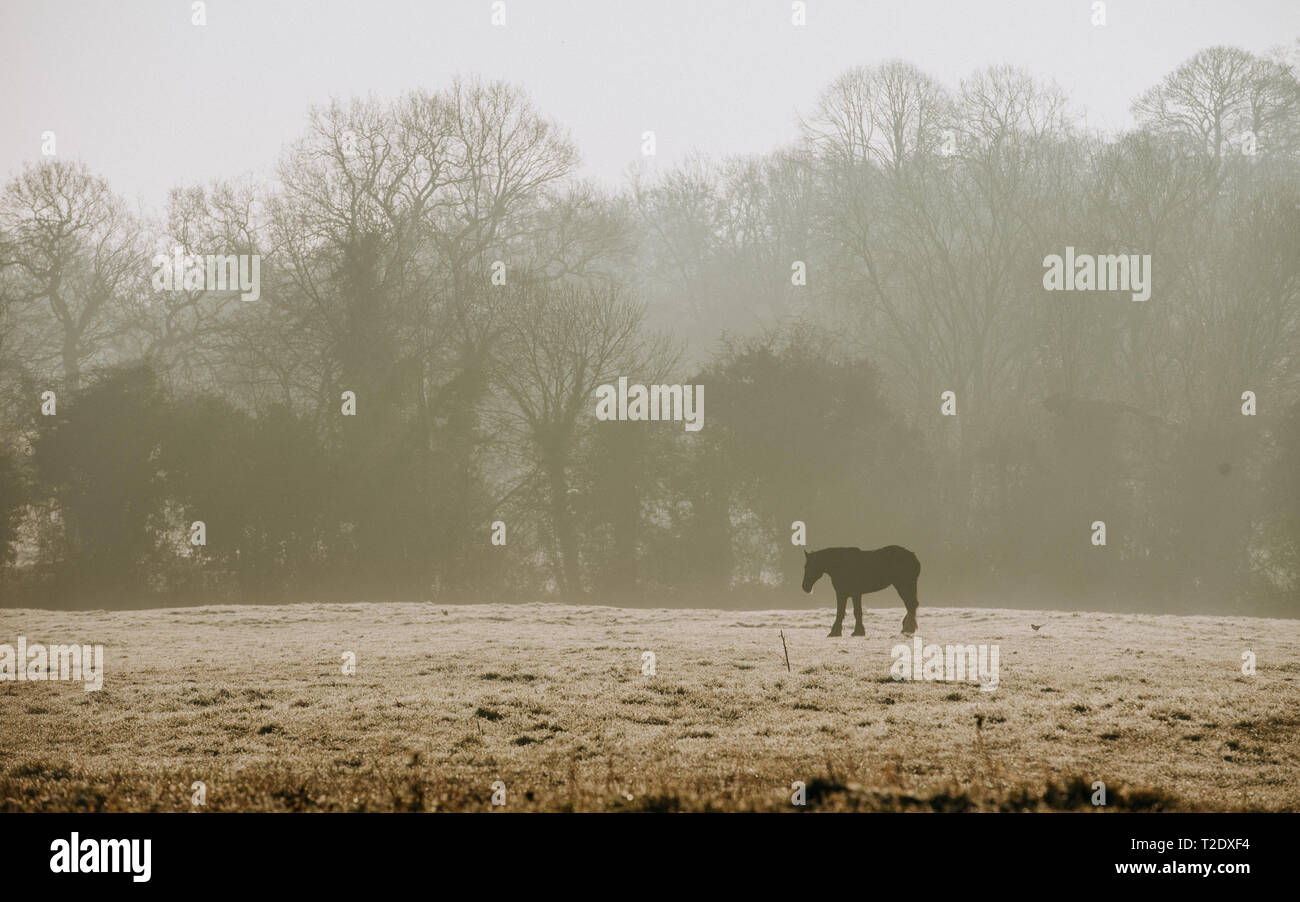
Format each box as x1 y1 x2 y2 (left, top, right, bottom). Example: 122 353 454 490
803 550 810 559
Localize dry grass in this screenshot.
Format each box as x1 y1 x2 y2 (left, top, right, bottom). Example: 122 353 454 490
1 602 1297 812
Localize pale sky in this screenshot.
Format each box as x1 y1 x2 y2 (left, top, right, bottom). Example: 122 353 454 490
2 0 1298 210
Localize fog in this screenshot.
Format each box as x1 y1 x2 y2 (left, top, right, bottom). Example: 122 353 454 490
0 3 1297 617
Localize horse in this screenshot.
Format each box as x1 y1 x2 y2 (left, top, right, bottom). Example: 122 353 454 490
801 545 921 638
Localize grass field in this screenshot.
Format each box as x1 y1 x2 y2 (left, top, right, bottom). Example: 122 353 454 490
2 601 1297 812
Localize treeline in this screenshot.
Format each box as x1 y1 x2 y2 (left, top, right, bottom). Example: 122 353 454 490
1 47 1298 614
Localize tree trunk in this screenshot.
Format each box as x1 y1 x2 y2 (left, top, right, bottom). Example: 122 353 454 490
544 455 581 595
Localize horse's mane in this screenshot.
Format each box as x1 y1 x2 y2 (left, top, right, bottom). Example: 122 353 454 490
808 546 862 562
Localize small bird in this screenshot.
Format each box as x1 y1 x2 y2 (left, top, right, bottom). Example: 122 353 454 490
1030 623 1044 632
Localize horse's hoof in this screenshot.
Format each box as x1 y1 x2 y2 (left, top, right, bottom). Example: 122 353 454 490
827 629 842 638
851 627 866 637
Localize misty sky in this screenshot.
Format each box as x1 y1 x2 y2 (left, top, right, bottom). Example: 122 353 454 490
2 0 1297 210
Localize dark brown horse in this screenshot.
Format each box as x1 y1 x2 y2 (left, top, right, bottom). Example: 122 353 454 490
801 546 921 637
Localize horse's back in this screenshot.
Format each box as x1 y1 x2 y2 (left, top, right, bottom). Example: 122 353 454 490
823 545 918 564
866 545 921 578
817 545 920 586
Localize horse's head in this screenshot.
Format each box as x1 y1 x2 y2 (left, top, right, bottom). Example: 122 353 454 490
801 550 823 593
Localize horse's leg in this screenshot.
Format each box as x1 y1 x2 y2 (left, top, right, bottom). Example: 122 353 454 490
851 595 865 636
897 578 919 635
828 593 846 637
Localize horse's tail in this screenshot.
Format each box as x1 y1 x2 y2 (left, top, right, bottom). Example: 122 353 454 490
898 547 920 635
887 544 921 578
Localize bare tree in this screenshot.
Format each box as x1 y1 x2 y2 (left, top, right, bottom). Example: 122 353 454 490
0 161 141 391
124 180 264 395
1133 46 1300 159
802 61 953 171
490 280 674 593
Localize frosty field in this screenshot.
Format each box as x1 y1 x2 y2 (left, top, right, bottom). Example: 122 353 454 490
1 602 1297 812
